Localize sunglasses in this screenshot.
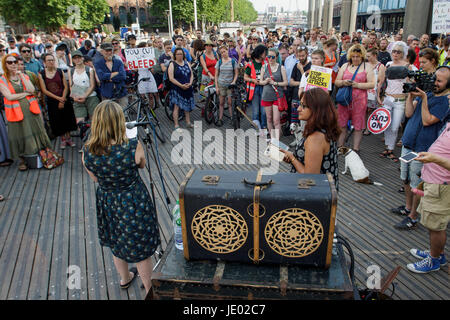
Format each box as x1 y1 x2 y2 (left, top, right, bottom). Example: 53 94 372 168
6 60 18 65
0 49 5 52
268 55 276 59
112 42 119 45
21 50 31 53
353 48 362 53
392 50 403 55
298 102 309 109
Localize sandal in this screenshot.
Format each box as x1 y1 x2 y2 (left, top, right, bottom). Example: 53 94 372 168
386 151 399 163
18 161 28 171
120 267 138 289
363 130 371 136
379 149 390 158
0 195 4 202
0 159 13 167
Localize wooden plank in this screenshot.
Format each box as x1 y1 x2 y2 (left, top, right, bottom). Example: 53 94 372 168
0 168 39 299
68 147 88 300
8 168 50 299
47 146 73 300
27 156 62 300
82 162 109 300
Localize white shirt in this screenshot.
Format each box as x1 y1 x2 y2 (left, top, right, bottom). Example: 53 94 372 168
284 54 299 85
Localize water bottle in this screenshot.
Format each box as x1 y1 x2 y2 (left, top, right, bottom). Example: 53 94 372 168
172 200 183 250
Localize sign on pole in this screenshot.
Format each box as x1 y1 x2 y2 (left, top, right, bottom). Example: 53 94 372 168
124 47 156 70
367 108 391 134
432 0 450 34
306 65 332 92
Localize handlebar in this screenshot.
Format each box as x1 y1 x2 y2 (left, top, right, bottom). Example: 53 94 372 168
126 77 151 90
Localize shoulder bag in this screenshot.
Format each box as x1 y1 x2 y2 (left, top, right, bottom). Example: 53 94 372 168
336 63 362 107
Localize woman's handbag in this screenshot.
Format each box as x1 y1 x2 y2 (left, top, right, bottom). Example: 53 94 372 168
266 63 288 112
39 147 64 169
336 63 362 107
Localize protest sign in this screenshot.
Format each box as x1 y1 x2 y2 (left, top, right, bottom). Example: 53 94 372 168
305 65 332 92
124 47 156 70
367 108 391 134
432 0 450 34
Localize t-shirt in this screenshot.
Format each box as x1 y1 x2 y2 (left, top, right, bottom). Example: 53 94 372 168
402 93 450 152
215 59 237 87
153 48 164 74
159 53 172 69
171 46 192 62
377 51 392 66
421 123 450 185
244 60 263 79
290 62 311 98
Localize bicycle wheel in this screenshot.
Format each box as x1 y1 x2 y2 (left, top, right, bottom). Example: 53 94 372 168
164 95 185 122
147 109 166 143
205 92 218 124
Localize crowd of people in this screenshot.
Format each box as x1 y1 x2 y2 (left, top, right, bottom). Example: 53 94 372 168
0 24 449 290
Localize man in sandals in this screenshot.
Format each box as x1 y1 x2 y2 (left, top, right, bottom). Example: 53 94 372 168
392 66 450 230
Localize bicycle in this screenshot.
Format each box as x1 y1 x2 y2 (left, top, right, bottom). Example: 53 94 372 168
229 77 248 130
123 77 166 143
204 84 220 125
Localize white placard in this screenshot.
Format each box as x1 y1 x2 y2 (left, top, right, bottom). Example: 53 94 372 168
124 47 156 71
432 0 450 34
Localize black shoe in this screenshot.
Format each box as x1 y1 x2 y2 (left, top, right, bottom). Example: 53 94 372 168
391 205 410 216
394 217 418 230
216 119 224 127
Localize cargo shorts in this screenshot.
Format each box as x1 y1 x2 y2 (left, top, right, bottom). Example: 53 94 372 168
73 95 100 119
418 183 450 231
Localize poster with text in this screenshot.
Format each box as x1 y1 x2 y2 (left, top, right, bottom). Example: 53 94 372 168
432 0 450 34
124 47 156 70
305 65 332 92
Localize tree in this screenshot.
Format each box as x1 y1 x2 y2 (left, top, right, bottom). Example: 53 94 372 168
0 0 109 31
149 0 257 27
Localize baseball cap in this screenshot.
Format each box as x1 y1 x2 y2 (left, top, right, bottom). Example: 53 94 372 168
71 50 83 58
357 29 363 33
7 36 15 42
100 42 113 50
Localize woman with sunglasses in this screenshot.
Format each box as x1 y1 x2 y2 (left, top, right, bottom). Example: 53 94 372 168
335 44 375 154
246 36 258 61
280 88 340 191
236 38 246 64
259 49 288 141
0 54 51 171
378 42 413 162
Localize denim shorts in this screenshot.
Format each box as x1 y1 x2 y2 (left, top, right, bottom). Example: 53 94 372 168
400 146 423 189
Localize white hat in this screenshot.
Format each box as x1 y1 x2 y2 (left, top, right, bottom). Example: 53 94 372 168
357 29 363 33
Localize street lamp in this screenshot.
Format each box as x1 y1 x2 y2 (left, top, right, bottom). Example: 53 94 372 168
168 0 174 38
194 0 198 31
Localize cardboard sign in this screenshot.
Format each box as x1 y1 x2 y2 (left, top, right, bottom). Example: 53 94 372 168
305 65 332 92
124 47 156 70
432 0 450 34
367 108 391 134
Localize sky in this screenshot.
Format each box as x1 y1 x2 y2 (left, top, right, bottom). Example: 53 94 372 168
249 0 309 13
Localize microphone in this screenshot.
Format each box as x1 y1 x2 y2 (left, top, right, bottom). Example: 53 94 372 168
126 121 153 129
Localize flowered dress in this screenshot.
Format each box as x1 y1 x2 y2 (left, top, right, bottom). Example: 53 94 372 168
170 61 195 112
83 138 160 263
291 129 339 191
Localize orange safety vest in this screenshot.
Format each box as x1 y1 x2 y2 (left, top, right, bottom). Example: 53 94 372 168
0 75 40 122
245 59 265 102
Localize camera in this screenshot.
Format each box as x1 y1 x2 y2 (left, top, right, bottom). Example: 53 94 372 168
403 70 436 93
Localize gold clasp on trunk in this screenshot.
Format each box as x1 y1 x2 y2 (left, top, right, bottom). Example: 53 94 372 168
298 179 316 189
202 175 220 185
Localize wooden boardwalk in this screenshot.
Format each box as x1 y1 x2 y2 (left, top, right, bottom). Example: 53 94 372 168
0 105 448 300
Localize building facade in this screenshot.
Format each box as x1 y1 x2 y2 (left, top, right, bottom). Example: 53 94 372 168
107 0 152 26
332 0 407 33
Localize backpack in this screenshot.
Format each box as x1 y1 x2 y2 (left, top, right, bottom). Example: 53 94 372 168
163 61 179 90
69 66 91 86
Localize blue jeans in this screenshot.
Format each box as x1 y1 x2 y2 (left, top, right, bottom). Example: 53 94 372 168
250 85 266 129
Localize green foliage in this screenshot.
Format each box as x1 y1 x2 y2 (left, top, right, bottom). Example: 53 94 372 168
0 0 108 31
149 0 257 26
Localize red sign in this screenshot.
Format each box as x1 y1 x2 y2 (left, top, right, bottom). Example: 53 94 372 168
367 108 391 134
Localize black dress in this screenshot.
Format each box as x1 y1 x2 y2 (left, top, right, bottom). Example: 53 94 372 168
290 129 339 191
41 68 77 137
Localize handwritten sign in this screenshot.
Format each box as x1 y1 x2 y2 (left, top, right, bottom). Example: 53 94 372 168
432 0 450 34
124 47 156 70
306 65 332 92
367 108 391 134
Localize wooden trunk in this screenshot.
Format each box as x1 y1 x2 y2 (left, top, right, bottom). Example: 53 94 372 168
179 169 337 268
148 239 356 300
